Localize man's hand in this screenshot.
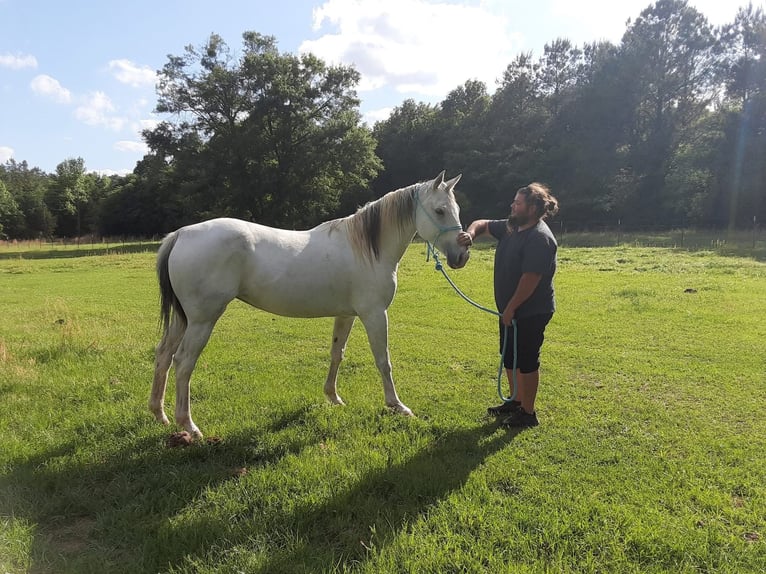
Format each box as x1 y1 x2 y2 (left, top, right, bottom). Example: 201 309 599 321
502 305 516 326
457 231 473 247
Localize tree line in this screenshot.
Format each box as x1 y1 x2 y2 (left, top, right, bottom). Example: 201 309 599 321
1 0 764 240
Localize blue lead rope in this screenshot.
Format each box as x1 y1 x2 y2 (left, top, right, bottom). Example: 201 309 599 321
425 241 518 403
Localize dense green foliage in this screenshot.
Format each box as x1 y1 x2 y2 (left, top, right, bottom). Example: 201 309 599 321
1 243 764 572
374 1 766 228
1 0 765 239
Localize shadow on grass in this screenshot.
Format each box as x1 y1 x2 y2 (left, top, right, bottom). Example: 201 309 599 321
255 423 516 573
151 418 517 573
0 407 319 574
0 410 516 573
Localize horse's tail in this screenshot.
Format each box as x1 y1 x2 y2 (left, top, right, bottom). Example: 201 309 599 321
157 231 187 334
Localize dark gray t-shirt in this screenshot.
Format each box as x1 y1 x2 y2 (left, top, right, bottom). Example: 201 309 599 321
488 219 557 318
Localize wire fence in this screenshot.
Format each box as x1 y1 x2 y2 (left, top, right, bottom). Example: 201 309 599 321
548 219 764 258
0 235 162 259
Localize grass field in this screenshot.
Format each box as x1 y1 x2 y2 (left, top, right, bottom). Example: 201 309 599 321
0 240 764 573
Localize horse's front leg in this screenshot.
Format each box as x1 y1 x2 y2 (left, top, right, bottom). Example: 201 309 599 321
324 316 356 405
360 309 413 416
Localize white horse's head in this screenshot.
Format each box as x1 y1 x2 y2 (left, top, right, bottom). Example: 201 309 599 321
414 171 470 269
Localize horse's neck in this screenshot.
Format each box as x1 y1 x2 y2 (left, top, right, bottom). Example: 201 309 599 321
381 227 415 267
379 187 417 266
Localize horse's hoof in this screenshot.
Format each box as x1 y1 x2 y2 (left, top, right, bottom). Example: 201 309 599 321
325 395 345 406
152 411 170 425
175 417 203 440
388 403 414 416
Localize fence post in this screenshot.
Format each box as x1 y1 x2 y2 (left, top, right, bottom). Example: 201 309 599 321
753 216 757 250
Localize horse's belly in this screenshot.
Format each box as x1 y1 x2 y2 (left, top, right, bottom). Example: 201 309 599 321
236 239 395 318
238 278 357 318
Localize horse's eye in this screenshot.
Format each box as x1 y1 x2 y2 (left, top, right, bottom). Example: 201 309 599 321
435 208 445 216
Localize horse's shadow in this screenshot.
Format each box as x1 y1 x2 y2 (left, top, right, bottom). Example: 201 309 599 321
1 409 517 573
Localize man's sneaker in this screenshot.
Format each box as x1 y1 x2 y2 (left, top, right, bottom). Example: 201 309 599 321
500 409 539 428
487 400 521 417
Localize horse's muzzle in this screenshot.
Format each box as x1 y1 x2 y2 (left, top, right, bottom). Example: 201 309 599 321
446 247 470 269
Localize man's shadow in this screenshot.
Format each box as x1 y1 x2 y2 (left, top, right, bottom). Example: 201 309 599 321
164 418 519 572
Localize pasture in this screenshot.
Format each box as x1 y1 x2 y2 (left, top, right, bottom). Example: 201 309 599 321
0 241 764 573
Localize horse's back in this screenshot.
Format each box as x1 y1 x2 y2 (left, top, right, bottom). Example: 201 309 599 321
166 217 375 318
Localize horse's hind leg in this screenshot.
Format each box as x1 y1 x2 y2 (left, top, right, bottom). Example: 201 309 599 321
150 317 185 425
324 316 356 405
173 319 218 438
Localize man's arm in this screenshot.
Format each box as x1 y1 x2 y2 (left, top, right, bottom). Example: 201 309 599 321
502 272 542 325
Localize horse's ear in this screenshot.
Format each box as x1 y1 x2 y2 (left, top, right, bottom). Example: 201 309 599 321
431 170 446 191
444 173 462 191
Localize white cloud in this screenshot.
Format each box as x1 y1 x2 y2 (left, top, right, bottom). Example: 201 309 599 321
300 0 518 99
108 59 157 88
0 52 37 70
30 74 72 103
0 146 14 163
114 140 149 154
74 92 126 131
362 106 393 125
136 118 159 131
92 168 133 177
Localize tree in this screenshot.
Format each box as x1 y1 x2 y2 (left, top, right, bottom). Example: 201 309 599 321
538 38 583 116
538 40 633 225
0 159 54 238
47 157 92 237
716 3 766 225
720 3 766 107
0 179 22 238
144 31 380 230
371 99 441 197
480 53 550 210
619 0 718 224
437 80 492 219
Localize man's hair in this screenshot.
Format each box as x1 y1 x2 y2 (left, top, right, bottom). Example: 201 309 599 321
518 183 559 220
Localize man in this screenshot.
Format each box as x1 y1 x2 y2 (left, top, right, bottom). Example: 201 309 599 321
457 183 559 428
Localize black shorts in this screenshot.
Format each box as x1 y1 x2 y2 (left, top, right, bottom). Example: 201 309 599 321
499 313 553 373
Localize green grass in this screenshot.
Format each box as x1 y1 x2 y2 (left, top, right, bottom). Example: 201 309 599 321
0 242 764 573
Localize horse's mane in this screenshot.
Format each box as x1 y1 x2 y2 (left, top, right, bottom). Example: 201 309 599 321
328 183 418 263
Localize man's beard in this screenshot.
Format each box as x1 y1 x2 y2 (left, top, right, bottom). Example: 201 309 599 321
507 212 530 227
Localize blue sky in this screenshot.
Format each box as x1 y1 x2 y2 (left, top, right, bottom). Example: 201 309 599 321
0 0 754 175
